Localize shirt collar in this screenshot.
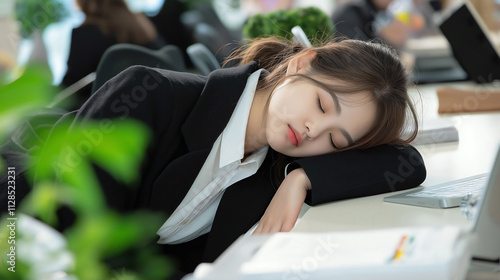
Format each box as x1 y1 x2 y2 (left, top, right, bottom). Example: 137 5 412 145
219 69 264 168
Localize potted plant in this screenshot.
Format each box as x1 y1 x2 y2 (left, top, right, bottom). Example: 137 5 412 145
242 6 334 44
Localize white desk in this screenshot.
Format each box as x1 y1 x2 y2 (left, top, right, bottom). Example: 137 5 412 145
292 82 500 278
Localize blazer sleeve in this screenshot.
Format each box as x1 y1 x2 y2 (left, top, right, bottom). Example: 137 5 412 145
68 65 205 211
289 144 426 206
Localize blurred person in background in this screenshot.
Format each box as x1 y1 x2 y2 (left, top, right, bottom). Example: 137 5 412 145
60 0 166 105
332 0 425 49
241 0 295 15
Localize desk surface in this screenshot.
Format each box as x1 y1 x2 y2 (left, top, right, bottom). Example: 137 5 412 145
293 81 500 232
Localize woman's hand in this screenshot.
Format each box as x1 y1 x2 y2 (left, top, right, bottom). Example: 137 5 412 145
253 168 311 234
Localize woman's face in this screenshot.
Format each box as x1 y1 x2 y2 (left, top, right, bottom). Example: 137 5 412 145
265 76 377 157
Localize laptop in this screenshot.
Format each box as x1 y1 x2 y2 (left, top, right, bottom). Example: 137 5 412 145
383 173 488 208
386 145 500 262
438 1 500 83
471 146 500 262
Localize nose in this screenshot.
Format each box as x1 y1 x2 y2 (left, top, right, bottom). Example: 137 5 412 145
305 116 333 140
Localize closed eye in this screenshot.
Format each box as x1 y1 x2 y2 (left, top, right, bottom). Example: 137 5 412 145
317 98 325 113
329 133 338 149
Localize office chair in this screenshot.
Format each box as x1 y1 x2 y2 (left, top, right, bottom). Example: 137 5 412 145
91 43 187 94
180 3 241 64
187 43 221 76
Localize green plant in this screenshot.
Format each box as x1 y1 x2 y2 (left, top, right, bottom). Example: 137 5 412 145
0 64 55 155
0 65 172 279
243 6 334 44
15 0 69 38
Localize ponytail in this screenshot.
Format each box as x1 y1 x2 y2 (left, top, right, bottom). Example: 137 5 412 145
224 36 309 93
224 37 304 71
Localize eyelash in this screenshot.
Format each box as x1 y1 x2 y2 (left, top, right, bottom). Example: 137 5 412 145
317 98 325 113
330 134 338 149
317 97 338 149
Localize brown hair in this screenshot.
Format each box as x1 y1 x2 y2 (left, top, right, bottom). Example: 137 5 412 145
224 36 418 151
76 0 158 45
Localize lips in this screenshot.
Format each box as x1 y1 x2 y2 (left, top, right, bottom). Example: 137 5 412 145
287 125 302 147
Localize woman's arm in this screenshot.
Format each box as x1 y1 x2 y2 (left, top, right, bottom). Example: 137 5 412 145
254 144 426 234
253 168 310 234
294 144 426 206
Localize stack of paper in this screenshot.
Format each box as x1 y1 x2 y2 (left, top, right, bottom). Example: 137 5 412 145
412 118 459 145
183 226 471 280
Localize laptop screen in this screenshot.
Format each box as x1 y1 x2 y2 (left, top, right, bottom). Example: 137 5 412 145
472 145 500 262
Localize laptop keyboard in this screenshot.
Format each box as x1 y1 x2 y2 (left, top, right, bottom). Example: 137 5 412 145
407 174 488 198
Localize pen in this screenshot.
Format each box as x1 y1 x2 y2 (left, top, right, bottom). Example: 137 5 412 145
390 235 407 262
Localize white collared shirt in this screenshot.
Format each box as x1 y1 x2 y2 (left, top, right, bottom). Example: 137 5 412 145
157 69 268 244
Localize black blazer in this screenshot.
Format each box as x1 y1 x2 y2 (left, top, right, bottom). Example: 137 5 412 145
43 62 426 272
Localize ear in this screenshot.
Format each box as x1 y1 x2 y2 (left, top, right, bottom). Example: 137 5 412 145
286 51 317 76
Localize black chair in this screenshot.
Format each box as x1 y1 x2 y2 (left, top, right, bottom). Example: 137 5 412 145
180 3 241 64
91 43 187 94
186 43 221 76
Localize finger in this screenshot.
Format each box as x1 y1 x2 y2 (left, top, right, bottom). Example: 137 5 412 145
253 220 264 235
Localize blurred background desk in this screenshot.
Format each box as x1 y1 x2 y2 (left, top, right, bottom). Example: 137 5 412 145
293 81 500 233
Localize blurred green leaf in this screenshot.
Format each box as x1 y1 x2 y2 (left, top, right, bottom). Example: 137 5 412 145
21 181 59 225
28 118 151 223
66 211 168 280
134 247 174 280
88 120 151 185
0 64 55 141
1 59 169 280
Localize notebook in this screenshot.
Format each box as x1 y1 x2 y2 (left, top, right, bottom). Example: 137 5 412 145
438 1 500 83
386 145 500 261
184 226 471 280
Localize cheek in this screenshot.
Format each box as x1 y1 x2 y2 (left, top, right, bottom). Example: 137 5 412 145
297 142 332 157
265 115 285 143
268 102 299 125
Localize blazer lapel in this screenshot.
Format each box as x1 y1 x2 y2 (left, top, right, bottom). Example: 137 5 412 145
202 149 277 262
181 62 259 151
151 62 259 214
